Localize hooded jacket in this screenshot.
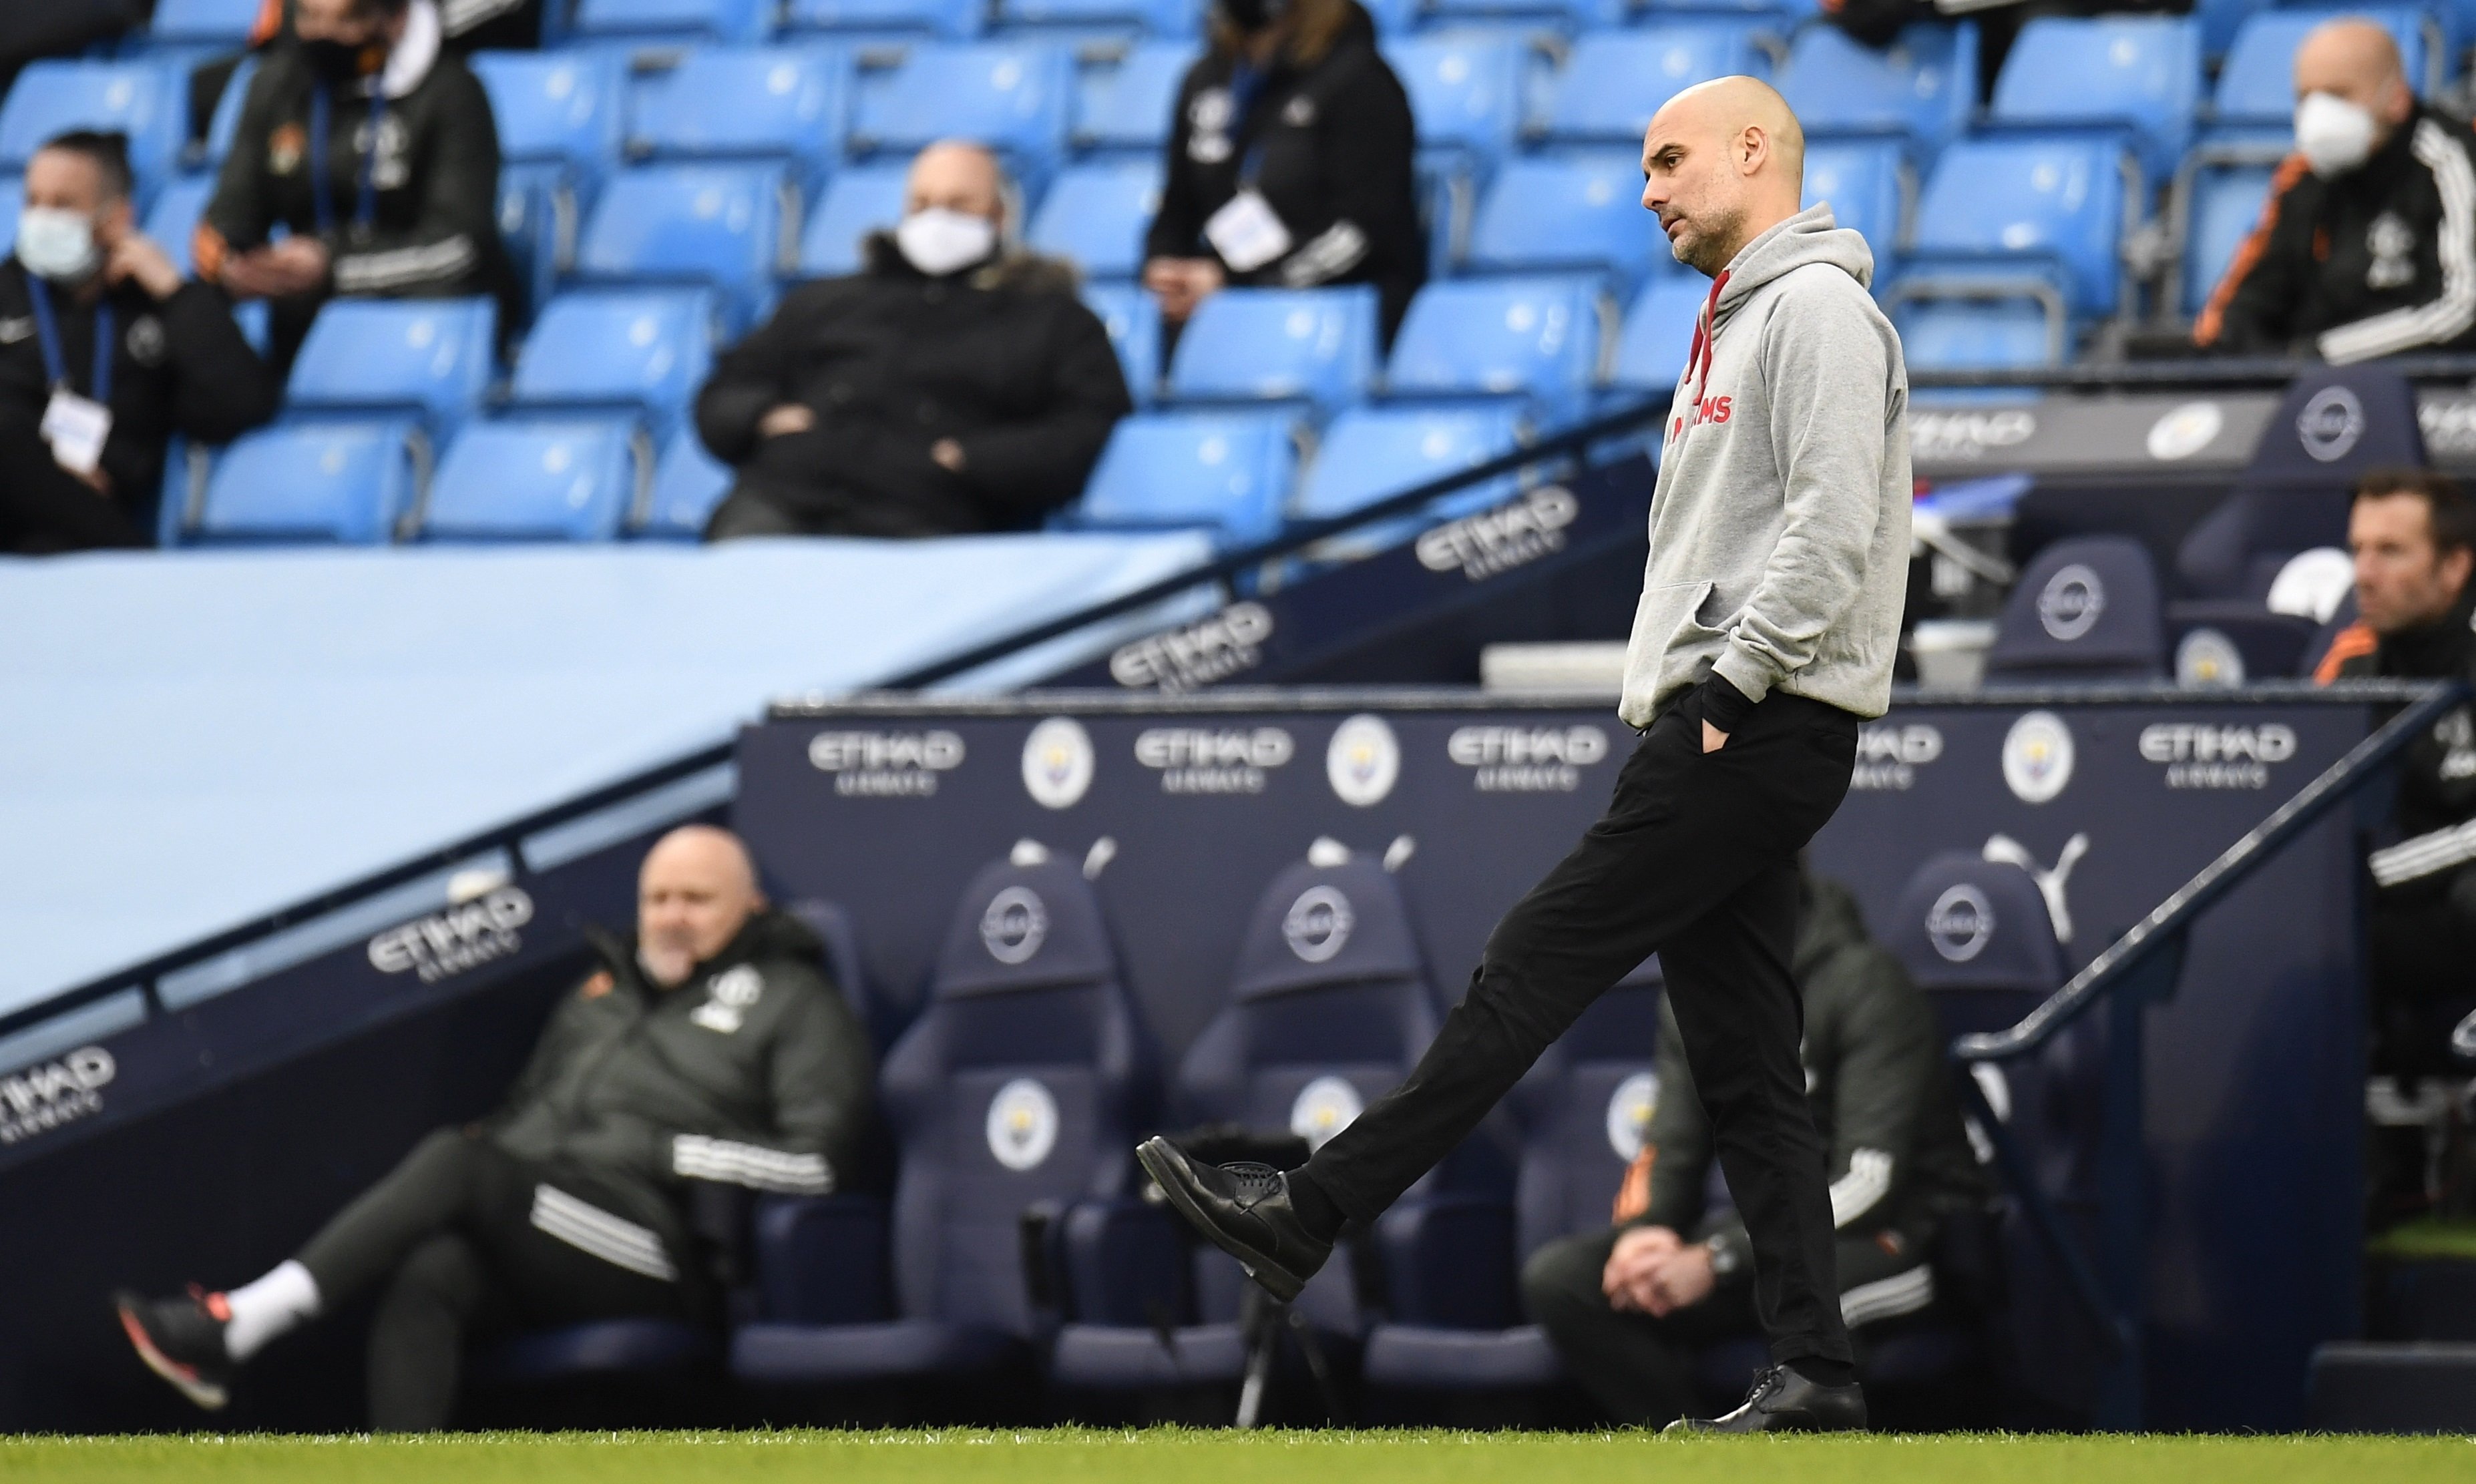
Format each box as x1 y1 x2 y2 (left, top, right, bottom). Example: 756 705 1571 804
1618 205 1912 730
694 235 1131 537
485 909 876 1258
2328 583 2476 889
1633 877 1986 1279
2196 104 2476 364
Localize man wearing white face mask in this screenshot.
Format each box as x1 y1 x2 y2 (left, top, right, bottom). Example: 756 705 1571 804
695 140 1131 539
2196 18 2476 363
0 131 278 553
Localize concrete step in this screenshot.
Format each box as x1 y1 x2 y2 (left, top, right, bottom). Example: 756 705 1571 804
2307 1342 2476 1432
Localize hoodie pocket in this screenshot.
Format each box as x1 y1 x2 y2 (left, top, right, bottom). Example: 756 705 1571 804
1631 578 1725 659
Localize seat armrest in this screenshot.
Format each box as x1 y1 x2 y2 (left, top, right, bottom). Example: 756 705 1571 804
751 1192 891 1324
1058 1195 1191 1327
1372 1193 1520 1330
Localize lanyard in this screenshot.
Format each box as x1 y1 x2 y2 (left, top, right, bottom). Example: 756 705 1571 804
1230 64 1271 186
25 275 111 404
308 84 385 238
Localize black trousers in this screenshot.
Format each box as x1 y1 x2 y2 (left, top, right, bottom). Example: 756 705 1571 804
2368 866 2476 1079
0 407 146 553
1304 690 1861 1365
292 1128 692 1431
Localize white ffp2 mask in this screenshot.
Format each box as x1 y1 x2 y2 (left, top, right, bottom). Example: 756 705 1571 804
2295 91 2379 178
895 208 998 278
15 206 99 282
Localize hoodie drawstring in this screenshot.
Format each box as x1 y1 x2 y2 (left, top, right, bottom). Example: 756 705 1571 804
1691 269 1731 403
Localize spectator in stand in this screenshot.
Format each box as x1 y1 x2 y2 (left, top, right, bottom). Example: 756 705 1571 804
114 826 876 1431
1142 0 1424 346
2196 18 2476 364
1520 873 1983 1427
694 141 1131 540
0 132 278 553
190 0 545 145
194 0 517 374
2314 469 2476 1220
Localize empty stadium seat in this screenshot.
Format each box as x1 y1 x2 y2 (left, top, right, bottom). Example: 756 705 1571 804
1464 151 1668 286
735 852 1159 1385
1987 15 2200 182
284 298 498 435
1080 282 1162 402
1384 33 1529 172
1776 22 1977 157
1293 404 1525 552
190 420 425 545
0 61 186 189
1384 276 1602 423
509 288 719 437
1537 25 1773 148
421 419 643 542
1026 158 1161 280
999 0 1198 38
1802 139 1906 280
469 51 627 185
140 174 216 279
196 54 256 172
1898 135 2127 323
785 0 986 39
1167 286 1380 416
796 162 909 277
572 163 790 330
1603 276 1707 398
1983 535 2166 680
497 162 569 324
1073 410 1299 546
640 426 738 538
1894 298 2060 373
629 47 853 164
2213 9 2435 128
851 43 1076 187
1071 41 1195 156
144 0 263 47
2180 164 2273 317
570 0 775 44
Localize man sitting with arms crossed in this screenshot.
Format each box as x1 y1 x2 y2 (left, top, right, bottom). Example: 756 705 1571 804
114 825 875 1430
1522 871 1983 1427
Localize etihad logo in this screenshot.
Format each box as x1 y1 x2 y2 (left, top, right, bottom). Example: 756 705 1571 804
0 1046 115 1146
1110 602 1274 692
1850 723 1943 792
1416 487 1580 582
809 730 966 797
367 887 534 984
1911 409 2036 461
1134 726 1294 794
2137 722 2296 790
1446 725 1608 792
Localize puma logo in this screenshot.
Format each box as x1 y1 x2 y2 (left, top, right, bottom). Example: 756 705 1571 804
1982 832 2090 944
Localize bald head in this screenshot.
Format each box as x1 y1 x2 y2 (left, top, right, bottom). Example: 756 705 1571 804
1641 76 1808 276
906 140 1008 230
2294 18 2415 153
636 825 763 987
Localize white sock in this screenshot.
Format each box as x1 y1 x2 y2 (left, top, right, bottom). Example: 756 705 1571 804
220 1260 321 1361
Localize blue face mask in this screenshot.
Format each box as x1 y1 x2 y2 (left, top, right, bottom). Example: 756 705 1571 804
15 206 98 282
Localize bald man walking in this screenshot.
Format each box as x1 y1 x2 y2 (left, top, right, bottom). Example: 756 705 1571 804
1141 78 1908 1432
114 826 876 1429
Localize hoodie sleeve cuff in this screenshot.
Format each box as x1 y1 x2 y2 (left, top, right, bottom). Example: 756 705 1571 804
1711 646 1777 714
1699 672 1760 734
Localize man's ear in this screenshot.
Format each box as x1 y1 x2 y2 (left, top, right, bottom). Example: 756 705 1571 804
2441 542 2474 595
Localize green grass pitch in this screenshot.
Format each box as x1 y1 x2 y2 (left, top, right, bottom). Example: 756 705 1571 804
3 1429 2471 1483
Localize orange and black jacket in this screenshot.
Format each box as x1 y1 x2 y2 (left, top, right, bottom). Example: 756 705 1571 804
2196 104 2476 364
2318 585 2476 844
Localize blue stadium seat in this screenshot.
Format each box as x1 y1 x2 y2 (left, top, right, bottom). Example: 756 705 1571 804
1293 404 1526 553
497 161 569 325
1050 853 1442 1392
2181 164 2274 317
1384 33 1529 173
998 0 1199 39
1362 963 1663 1393
140 174 216 279
1072 41 1196 156
1987 15 2201 183
1984 534 2167 680
1384 276 1602 423
1072 410 1299 547
569 0 775 44
197 55 257 172
1603 276 1707 398
469 51 626 186
572 163 789 331
1464 151 1667 287
0 178 23 247
629 47 852 165
190 420 425 545
1899 135 2127 322
1802 138 1907 282
1027 158 1161 280
1894 299 2060 373
640 425 737 538
284 298 498 435
2212 9 2436 130
1424 0 1629 33
1080 282 1163 403
421 418 643 542
851 43 1076 188
1776 21 1977 157
795 162 909 277
0 61 187 190
509 288 719 438
468 1318 716 1388
144 0 263 47
785 0 985 39
734 853 1160 1385
1538 25 1774 148
1166 286 1380 417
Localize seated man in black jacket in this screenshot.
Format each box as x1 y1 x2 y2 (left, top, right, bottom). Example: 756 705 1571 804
696 140 1131 541
114 826 875 1431
2195 18 2476 363
1 130 278 552
1521 874 1983 1427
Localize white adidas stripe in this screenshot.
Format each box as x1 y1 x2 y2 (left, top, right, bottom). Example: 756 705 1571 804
2320 120 2476 364
1829 1148 1894 1229
1840 1264 1935 1328
2370 818 2476 887
671 1135 833 1194
528 1184 677 1281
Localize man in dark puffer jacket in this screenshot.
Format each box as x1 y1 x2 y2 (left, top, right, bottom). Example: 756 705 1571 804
114 825 874 1429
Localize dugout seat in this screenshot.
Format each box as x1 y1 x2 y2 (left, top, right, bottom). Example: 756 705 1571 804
733 850 1159 1384
419 418 643 543
1775 22 1976 159
1072 410 1301 548
1384 276 1602 426
1072 41 1195 156
1049 851 1450 1394
572 163 790 333
795 162 909 278
1027 159 1163 281
1166 287 1382 419
284 298 497 437
1081 282 1163 404
509 288 720 440
779 898 886 1049
638 425 737 540
1536 25 1774 149
186 419 425 545
1464 151 1672 289
1983 535 2167 682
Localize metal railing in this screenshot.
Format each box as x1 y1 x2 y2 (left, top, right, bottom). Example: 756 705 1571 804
1949 678 2472 1429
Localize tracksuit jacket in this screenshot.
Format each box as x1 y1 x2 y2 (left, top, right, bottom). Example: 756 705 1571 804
2330 585 2476 885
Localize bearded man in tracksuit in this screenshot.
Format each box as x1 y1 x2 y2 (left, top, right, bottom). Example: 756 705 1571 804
1138 76 1910 1433
113 826 875 1430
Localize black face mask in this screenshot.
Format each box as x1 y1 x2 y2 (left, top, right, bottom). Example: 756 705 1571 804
299 35 375 84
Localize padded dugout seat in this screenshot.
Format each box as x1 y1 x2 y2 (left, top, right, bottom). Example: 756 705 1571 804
1983 535 2166 682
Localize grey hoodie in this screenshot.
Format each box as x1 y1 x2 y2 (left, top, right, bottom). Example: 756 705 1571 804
1617 204 1912 728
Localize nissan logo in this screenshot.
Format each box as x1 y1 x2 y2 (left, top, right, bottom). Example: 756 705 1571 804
1926 885 1995 963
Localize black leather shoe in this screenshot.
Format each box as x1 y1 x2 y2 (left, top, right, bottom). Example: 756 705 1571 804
1664 1365 1867 1433
1135 1136 1331 1302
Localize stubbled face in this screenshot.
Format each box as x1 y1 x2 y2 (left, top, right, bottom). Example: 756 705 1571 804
23 148 129 250
2350 493 2473 635
1640 105 1747 277
636 832 759 987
